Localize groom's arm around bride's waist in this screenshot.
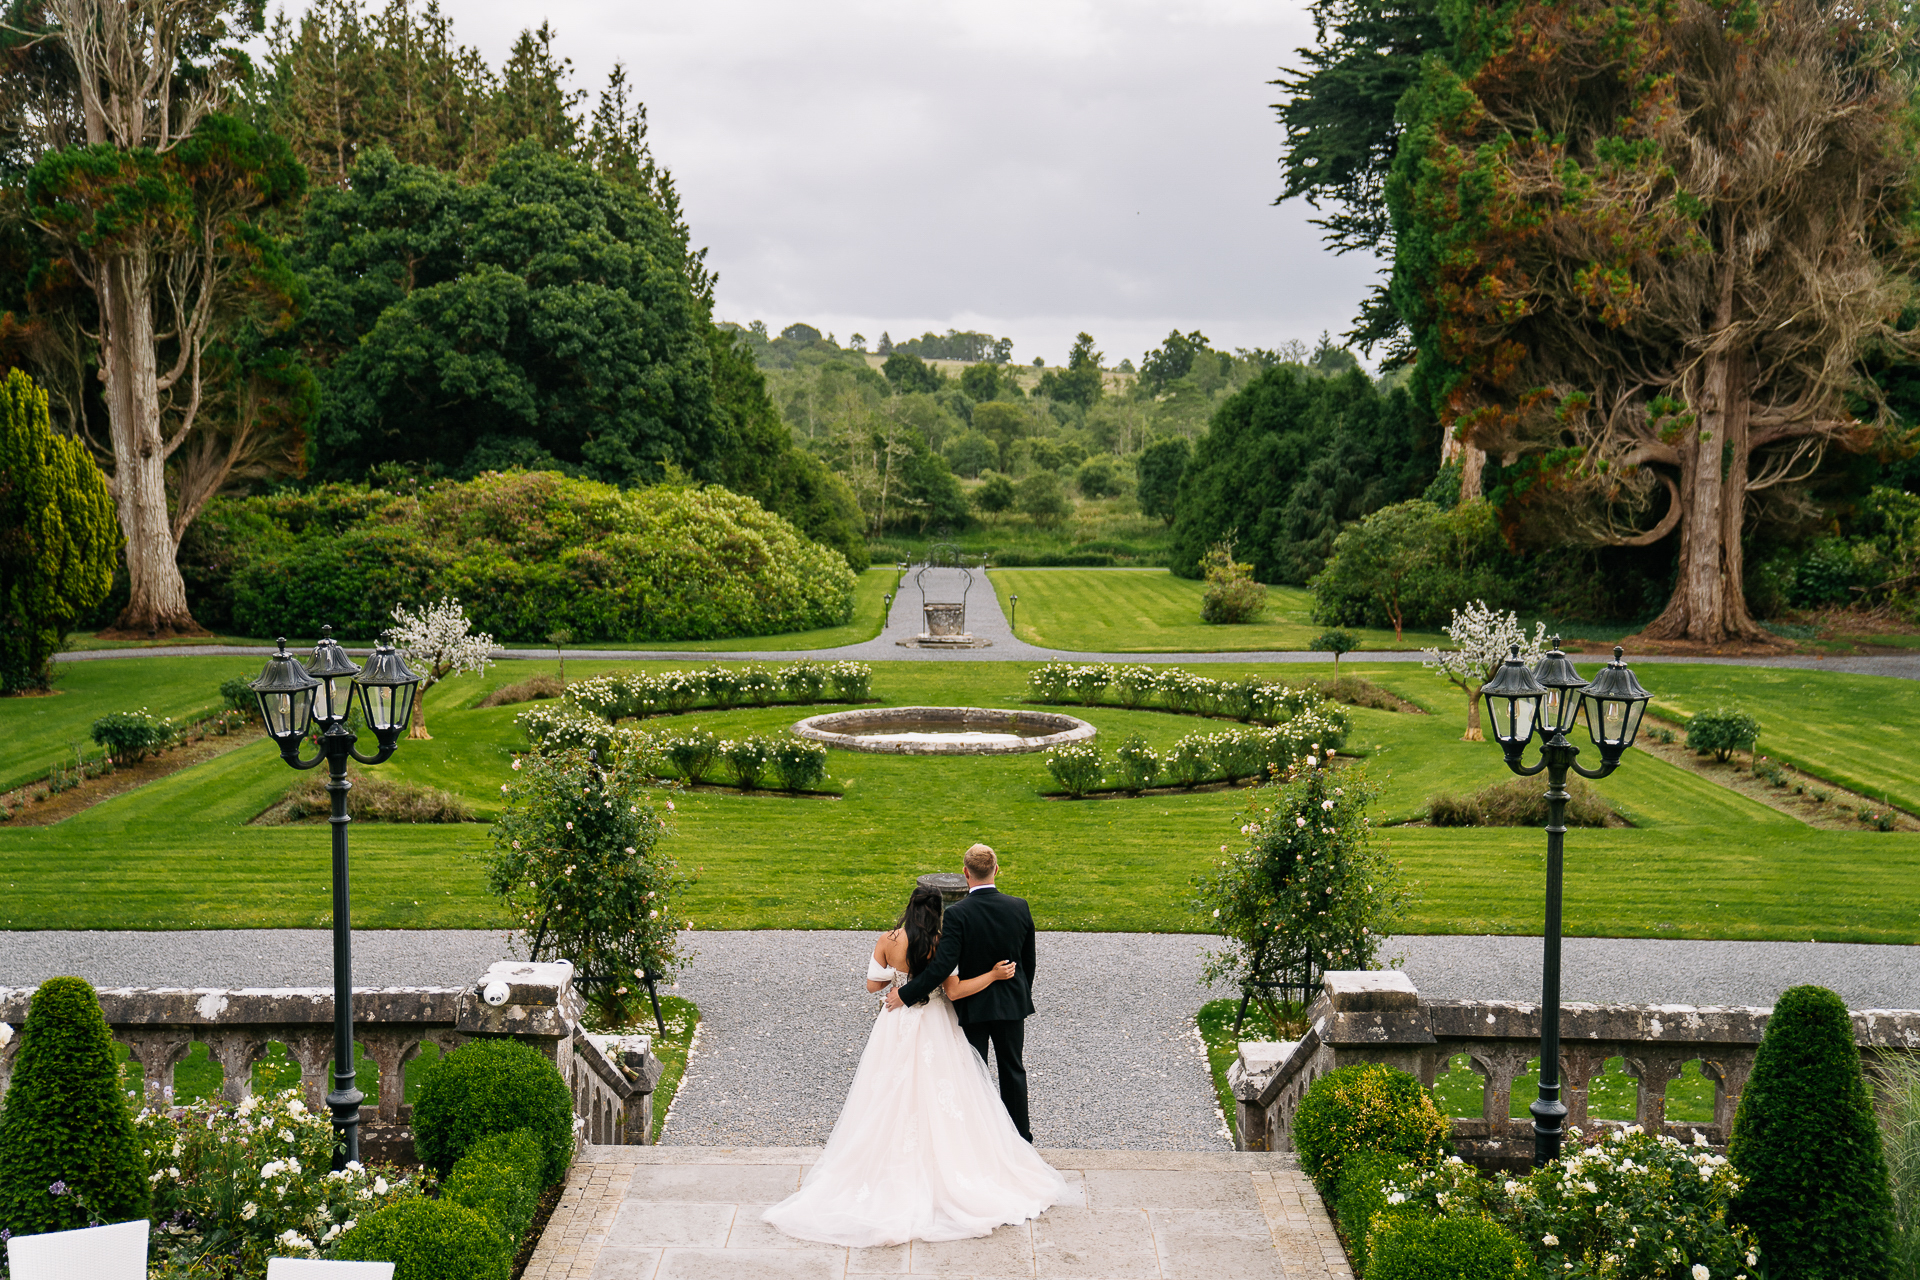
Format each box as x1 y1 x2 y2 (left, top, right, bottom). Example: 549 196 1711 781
896 909 967 1006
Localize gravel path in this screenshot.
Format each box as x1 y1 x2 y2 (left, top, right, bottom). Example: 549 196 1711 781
654 929 1231 1151
48 568 1920 678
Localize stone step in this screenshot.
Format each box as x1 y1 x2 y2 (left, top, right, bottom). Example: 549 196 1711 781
524 1145 1348 1280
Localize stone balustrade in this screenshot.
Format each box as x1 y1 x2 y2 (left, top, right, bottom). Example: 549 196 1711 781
1229 971 1920 1170
0 959 663 1152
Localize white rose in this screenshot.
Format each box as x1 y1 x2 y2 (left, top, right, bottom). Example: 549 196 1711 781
373 1176 389 1196
1693 1266 1710 1280
1543 1233 1559 1246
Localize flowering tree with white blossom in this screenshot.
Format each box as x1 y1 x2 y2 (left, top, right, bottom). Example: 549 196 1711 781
1194 752 1405 1033
1421 601 1548 742
390 597 495 740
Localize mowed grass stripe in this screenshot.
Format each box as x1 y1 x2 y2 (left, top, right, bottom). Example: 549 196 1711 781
989 568 1448 652
0 655 1912 940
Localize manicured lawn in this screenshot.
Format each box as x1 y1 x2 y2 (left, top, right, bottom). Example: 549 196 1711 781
0 657 240 793
0 656 1913 943
1644 663 1920 815
989 569 1450 653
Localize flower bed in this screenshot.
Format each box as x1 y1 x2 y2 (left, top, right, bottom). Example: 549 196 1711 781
136 1090 423 1276
1296 1055 1762 1280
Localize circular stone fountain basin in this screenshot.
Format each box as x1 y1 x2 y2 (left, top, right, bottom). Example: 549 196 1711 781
790 706 1096 755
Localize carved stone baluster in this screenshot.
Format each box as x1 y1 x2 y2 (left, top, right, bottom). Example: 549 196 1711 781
122 1031 195 1105
1560 1047 1611 1136
203 1031 270 1104
1623 1052 1687 1131
1470 1047 1534 1138
1701 1053 1755 1140
359 1032 421 1122
285 1032 336 1114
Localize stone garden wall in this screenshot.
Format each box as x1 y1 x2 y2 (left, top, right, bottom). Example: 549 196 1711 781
1230 970 1920 1170
0 960 661 1156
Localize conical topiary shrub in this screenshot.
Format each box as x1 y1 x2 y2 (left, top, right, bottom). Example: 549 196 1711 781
0 977 150 1239
1729 984 1896 1279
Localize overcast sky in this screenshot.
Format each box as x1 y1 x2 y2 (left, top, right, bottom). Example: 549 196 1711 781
276 0 1383 367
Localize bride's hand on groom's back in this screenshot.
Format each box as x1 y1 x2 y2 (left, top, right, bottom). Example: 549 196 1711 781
989 960 1016 982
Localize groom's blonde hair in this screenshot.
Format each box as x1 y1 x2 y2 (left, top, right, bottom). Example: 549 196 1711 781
963 844 997 880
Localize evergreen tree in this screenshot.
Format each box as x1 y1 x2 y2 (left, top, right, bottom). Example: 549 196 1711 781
0 369 119 689
0 977 150 1238
1170 366 1434 582
1729 984 1897 1279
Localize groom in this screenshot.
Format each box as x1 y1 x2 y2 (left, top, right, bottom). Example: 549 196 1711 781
888 843 1037 1142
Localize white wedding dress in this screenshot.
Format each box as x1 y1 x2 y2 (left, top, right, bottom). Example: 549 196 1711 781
761 958 1069 1247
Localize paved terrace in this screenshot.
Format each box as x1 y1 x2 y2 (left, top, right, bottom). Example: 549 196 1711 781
520 1146 1349 1280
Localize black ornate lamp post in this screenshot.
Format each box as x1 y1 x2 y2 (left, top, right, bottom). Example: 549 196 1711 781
1481 640 1652 1167
1010 595 1018 633
248 628 420 1168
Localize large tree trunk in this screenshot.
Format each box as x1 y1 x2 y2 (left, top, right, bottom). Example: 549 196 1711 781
101 252 199 635
1638 271 1769 647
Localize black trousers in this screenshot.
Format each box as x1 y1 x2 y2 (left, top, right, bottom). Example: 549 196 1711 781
964 1018 1031 1142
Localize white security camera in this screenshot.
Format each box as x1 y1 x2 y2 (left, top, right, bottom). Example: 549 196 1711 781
482 979 512 1007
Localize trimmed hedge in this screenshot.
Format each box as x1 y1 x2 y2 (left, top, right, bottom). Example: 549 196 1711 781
1729 984 1897 1278
1291 1063 1451 1197
0 977 150 1238
1364 1215 1530 1280
1334 1150 1417 1277
330 1196 511 1280
183 470 856 643
443 1129 546 1248
412 1039 576 1186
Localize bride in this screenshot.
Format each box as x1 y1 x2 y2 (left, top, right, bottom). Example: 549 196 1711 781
762 886 1068 1246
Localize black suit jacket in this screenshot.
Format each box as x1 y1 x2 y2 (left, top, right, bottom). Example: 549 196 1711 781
896 886 1037 1026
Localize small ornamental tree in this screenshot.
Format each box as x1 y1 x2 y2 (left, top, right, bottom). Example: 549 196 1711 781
1311 629 1360 673
484 748 691 1024
391 596 496 739
1195 753 1407 1030
0 370 120 692
0 977 150 1238
1729 984 1898 1279
1421 603 1547 741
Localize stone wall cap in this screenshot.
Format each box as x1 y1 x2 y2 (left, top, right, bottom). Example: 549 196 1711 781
1237 1041 1298 1074
1322 970 1419 1012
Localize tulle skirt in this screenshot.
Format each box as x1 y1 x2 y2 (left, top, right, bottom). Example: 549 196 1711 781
761 991 1068 1247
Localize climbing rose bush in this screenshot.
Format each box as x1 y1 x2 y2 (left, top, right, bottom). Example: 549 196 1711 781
1194 753 1406 997
135 1089 421 1275
485 747 690 1023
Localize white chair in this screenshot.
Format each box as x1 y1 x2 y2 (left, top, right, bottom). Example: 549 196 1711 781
4 1218 149 1279
266 1260 396 1278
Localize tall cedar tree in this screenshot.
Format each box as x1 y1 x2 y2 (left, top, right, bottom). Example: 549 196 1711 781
1272 0 1447 350
1728 984 1897 1278
0 977 151 1236
1385 0 1920 644
0 368 119 690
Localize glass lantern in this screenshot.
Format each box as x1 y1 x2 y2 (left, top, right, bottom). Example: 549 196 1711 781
249 638 320 747
1530 637 1590 738
305 625 363 727
1580 646 1652 761
353 638 422 743
1480 644 1546 748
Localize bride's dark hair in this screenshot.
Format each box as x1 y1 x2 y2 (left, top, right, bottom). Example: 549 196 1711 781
898 887 944 976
